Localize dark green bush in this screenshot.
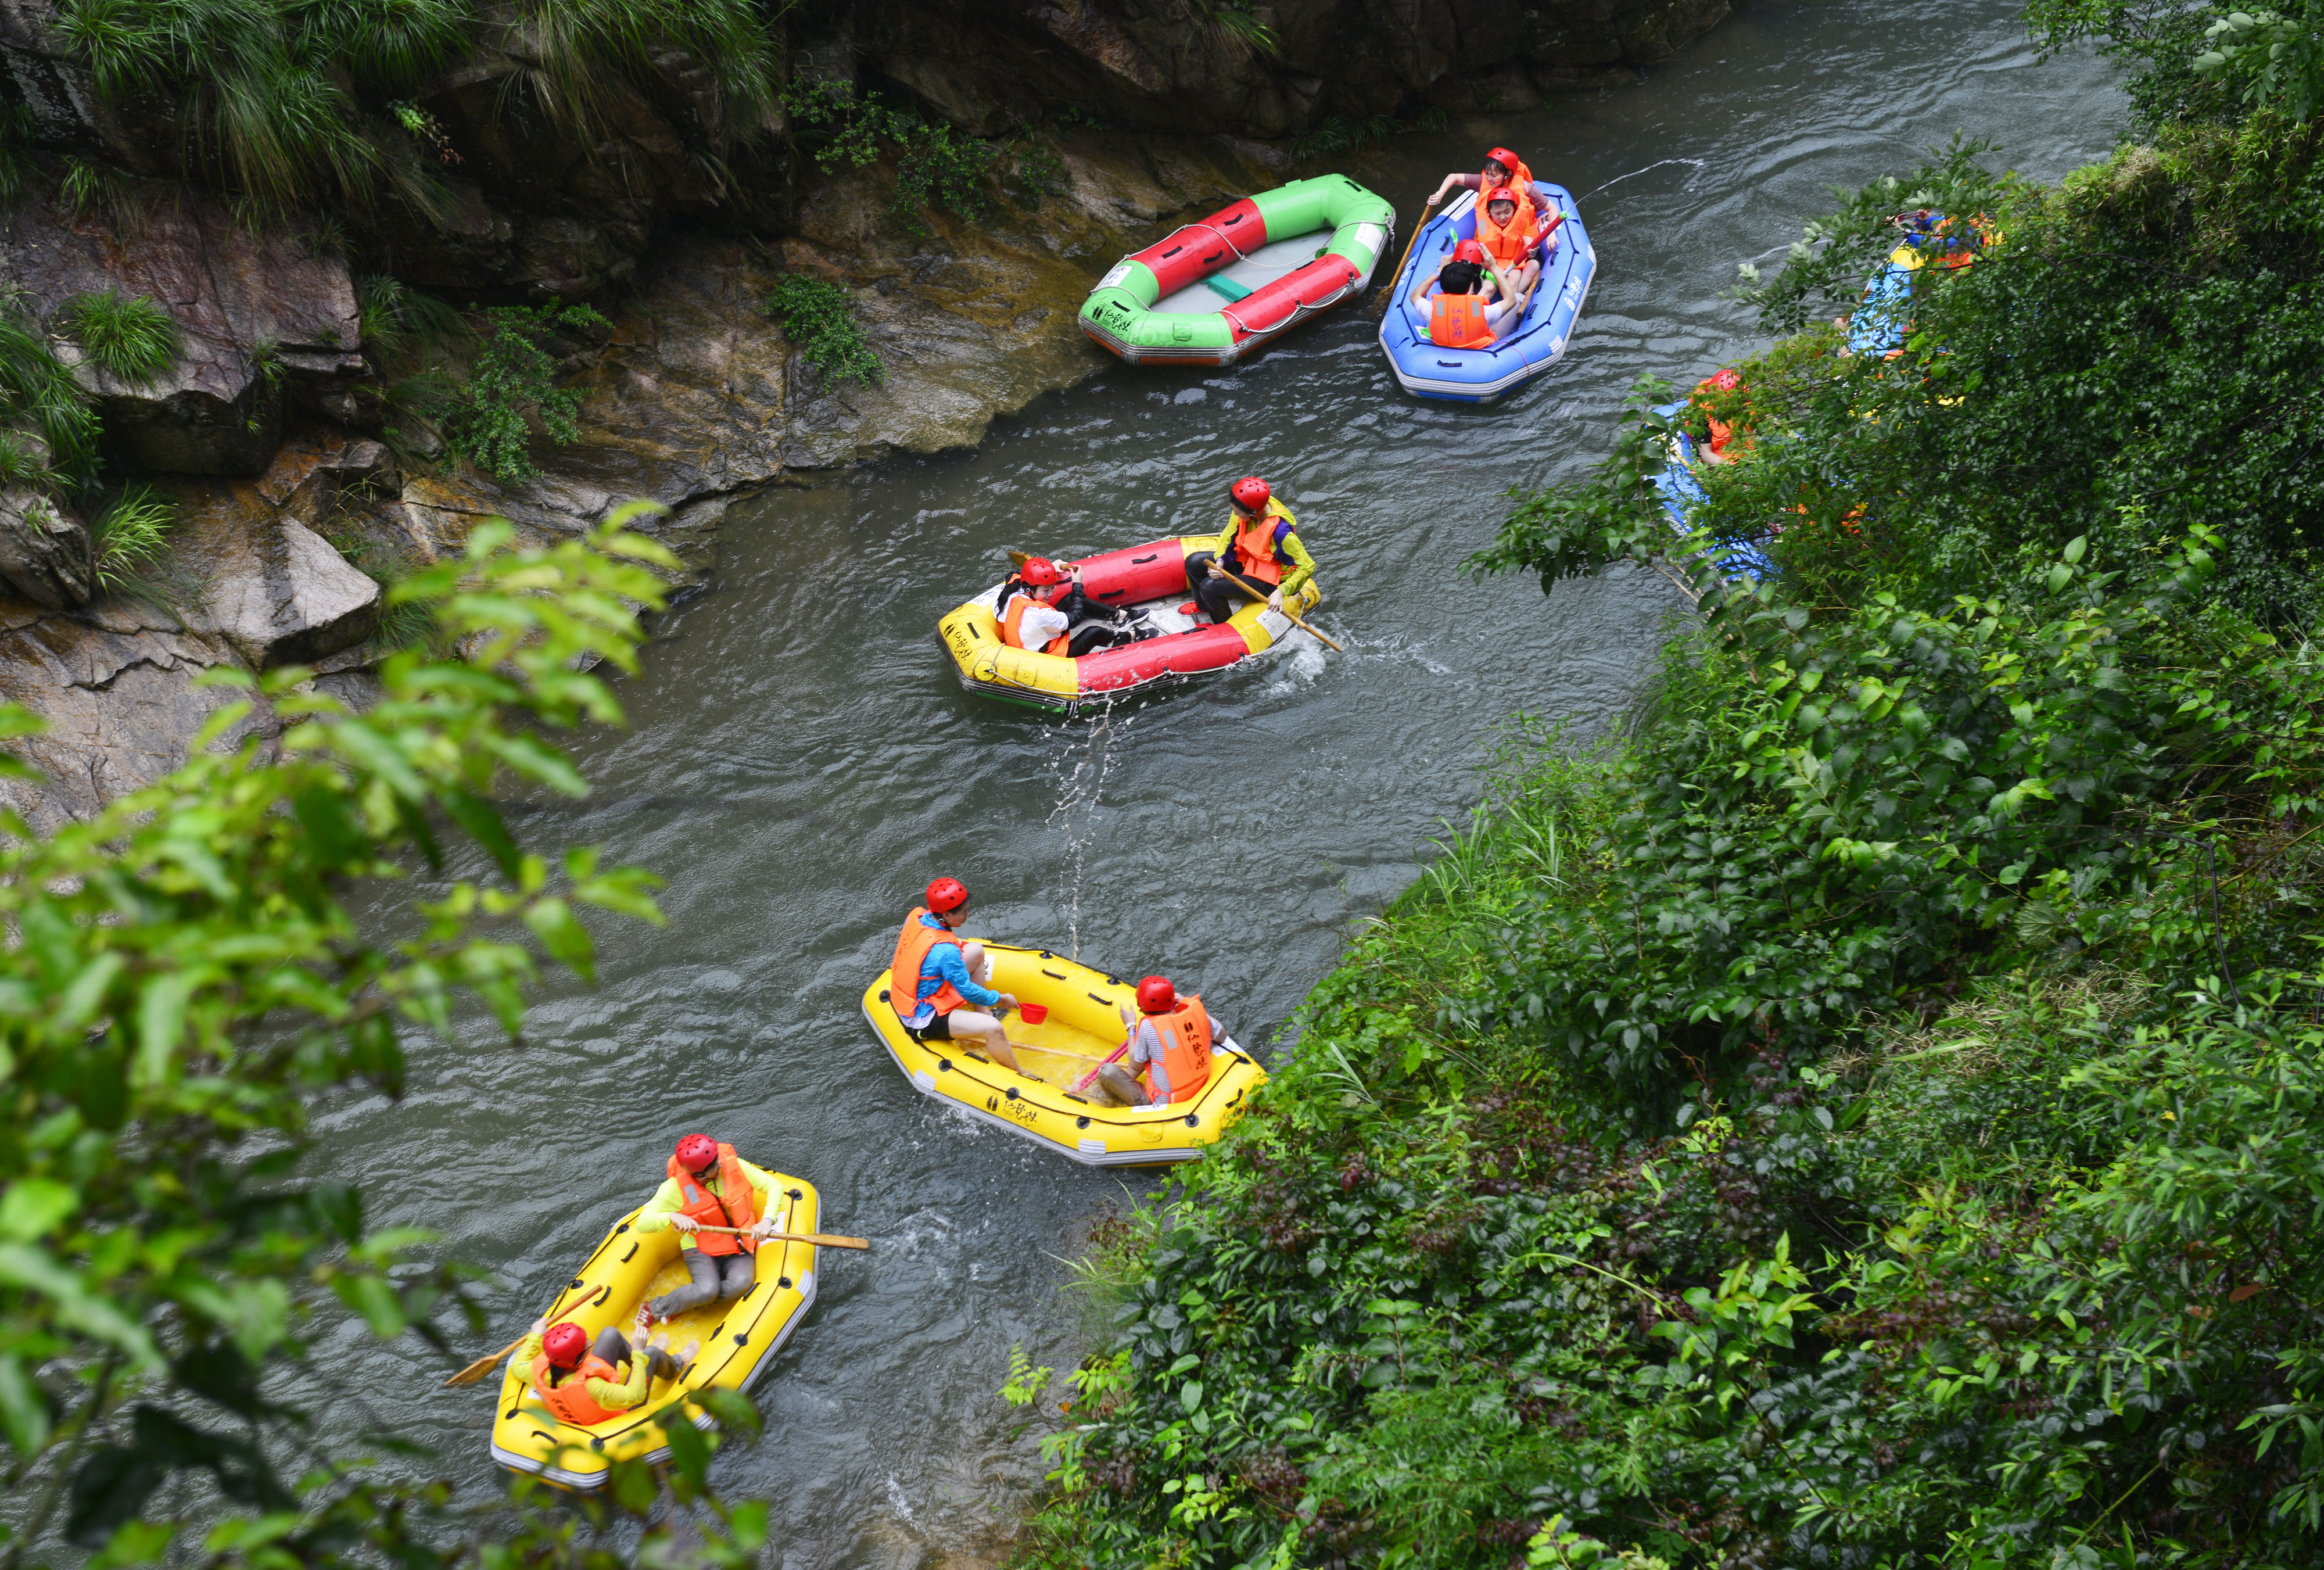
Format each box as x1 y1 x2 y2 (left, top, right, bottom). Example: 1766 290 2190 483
443 300 607 485
759 274 883 386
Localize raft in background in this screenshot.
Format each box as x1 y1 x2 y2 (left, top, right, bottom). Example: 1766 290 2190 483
1078 175 1394 365
1379 182 1596 403
861 943 1267 1165
938 536 1323 714
1648 404 1773 580
487 1182 822 1490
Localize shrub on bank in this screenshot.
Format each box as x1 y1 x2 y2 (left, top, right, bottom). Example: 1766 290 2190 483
1017 27 2324 1570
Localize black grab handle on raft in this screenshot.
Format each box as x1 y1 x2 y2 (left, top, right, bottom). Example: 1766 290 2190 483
1131 553 1160 564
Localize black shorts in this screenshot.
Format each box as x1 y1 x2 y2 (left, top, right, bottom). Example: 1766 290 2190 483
904 1010 955 1042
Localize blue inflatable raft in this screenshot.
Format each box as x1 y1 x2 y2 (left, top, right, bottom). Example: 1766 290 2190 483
1648 402 1772 580
1378 182 1595 403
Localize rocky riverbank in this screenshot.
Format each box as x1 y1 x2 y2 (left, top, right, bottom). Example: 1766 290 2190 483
0 0 1732 830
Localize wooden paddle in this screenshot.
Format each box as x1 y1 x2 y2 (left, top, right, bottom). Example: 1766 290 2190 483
1216 564 1345 653
691 1225 870 1249
444 1336 529 1387
1375 210 1423 316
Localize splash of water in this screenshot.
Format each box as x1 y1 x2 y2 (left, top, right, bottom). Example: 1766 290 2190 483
1043 694 1129 960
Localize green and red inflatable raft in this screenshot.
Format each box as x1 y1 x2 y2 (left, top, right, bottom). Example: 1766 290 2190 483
1078 175 1395 365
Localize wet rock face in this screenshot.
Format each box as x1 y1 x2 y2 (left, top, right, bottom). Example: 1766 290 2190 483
856 0 1732 135
0 486 95 609
0 183 364 476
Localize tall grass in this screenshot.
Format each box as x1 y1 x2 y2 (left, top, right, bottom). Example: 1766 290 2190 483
64 289 182 383
0 308 100 485
90 486 176 594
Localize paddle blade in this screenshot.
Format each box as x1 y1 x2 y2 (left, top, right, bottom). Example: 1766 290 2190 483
1006 549 1031 568
442 1337 524 1387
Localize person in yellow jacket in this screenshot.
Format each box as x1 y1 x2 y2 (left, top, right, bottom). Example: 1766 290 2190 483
517 1307 695 1426
1185 475 1317 625
636 1133 783 1319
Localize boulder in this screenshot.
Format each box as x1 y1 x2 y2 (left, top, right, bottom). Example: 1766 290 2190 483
257 428 401 529
169 485 382 669
0 601 262 837
0 485 94 609
0 182 364 476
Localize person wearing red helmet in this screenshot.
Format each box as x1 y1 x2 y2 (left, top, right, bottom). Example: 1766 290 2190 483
1185 476 1318 626
1410 238 1518 349
1423 145 1541 227
1475 184 1561 313
517 1304 694 1426
634 1132 784 1317
997 556 1144 658
1094 974 1215 1107
888 877 1030 1073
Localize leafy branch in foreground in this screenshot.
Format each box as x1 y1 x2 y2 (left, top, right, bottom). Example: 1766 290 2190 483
0 501 770 1564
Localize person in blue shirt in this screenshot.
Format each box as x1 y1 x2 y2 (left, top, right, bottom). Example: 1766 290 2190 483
887 876 1030 1074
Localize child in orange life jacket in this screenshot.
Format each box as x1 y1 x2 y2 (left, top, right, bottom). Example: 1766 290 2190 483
634 1134 782 1318
519 1308 694 1426
998 557 1146 657
1476 187 1561 311
1423 145 1540 225
1690 367 1748 466
1411 240 1519 349
1185 476 1318 625
1095 976 1215 1108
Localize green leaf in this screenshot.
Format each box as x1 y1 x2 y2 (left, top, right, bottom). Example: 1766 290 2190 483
331 1273 406 1338
661 1406 712 1488
0 1350 53 1456
1180 1379 1204 1413
0 1178 79 1241
0 1242 163 1368
523 897 594 982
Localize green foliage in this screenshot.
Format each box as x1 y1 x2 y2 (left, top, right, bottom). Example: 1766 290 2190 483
0 506 781 1562
781 80 1017 234
759 274 883 386
443 300 607 486
0 303 99 486
88 485 174 593
52 0 779 224
1289 107 1451 163
1023 27 2324 1568
62 289 181 385
2191 5 2324 119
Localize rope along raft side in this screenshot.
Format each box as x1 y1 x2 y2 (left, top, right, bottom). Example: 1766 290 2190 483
1079 174 1394 365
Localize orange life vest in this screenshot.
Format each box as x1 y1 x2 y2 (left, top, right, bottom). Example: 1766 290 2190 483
664 1142 761 1257
1430 292 1495 349
1229 502 1294 586
890 908 967 1025
1482 159 1539 225
1000 591 1069 655
532 1350 622 1426
1476 203 1547 272
1138 996 1213 1105
1691 374 1747 458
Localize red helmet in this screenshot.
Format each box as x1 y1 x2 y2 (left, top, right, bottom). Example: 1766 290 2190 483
1229 476 1271 514
1484 188 1518 210
1452 239 1487 266
1136 975 1177 1014
927 876 969 913
674 1133 719 1172
1706 368 1742 392
543 1321 589 1369
1484 146 1522 178
1018 555 1065 587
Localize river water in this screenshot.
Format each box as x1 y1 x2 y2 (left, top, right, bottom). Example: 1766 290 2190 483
322 4 2125 1563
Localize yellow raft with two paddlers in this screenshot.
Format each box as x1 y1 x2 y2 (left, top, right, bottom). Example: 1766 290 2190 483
860 942 1267 1164
486 1179 824 1490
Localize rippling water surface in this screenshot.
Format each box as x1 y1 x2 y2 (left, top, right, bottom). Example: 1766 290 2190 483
326 5 2125 1562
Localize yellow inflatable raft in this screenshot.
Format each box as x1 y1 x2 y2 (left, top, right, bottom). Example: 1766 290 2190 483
486 1178 822 1490
860 942 1267 1164
938 535 1322 713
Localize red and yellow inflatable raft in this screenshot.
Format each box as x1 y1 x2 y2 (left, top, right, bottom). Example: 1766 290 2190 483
937 536 1324 713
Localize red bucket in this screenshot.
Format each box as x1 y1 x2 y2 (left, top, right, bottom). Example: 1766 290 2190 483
1019 1002 1049 1024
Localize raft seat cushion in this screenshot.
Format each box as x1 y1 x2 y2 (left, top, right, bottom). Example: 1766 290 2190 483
1204 275 1254 302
